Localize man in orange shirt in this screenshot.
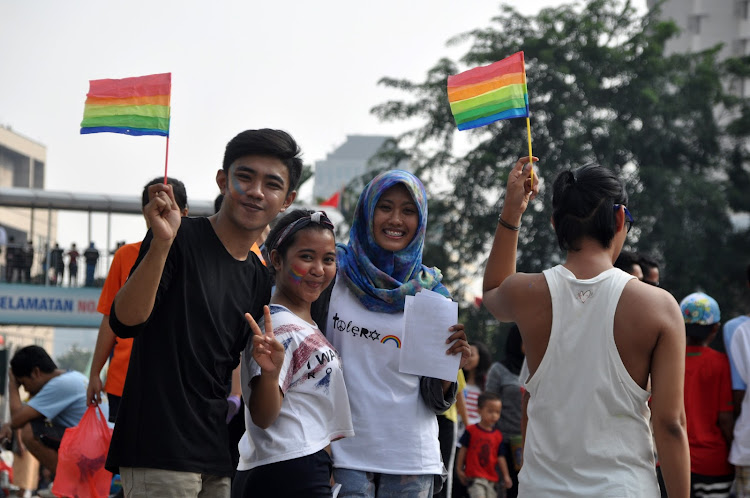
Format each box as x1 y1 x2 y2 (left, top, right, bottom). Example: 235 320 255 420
87 177 189 422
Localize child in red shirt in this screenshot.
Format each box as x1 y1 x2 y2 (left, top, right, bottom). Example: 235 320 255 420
680 292 734 497
457 392 512 498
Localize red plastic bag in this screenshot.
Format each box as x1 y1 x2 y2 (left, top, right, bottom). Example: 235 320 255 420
52 405 113 498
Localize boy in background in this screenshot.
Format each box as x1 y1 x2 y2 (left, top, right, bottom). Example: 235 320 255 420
456 392 512 498
680 292 734 497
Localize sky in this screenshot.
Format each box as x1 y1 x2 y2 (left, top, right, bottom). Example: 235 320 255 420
1 0 648 262
2 1 652 350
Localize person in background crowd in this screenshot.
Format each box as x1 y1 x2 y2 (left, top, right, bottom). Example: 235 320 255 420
436 370 468 498
485 326 524 497
727 266 750 498
456 392 512 498
613 249 642 280
724 264 750 421
462 342 492 428
0 346 90 473
639 253 660 287
21 241 33 283
676 292 733 498
66 243 80 287
87 177 189 424
83 242 100 287
50 243 64 286
5 236 18 283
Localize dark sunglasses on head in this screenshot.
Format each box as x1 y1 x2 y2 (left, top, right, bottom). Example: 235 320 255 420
613 204 634 233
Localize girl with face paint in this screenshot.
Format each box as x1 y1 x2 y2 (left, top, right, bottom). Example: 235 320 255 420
232 210 353 498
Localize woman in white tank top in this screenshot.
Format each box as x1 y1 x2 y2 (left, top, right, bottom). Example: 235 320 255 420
481 157 690 498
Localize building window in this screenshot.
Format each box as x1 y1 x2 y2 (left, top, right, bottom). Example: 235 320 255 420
734 39 749 57
738 0 750 20
33 160 44 189
688 15 703 35
12 160 30 188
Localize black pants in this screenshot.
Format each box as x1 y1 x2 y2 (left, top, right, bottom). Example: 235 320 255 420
30 418 66 450
108 393 121 423
501 438 519 498
436 414 456 498
231 448 333 498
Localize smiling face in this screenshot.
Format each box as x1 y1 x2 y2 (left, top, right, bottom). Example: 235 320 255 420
272 228 337 308
216 155 296 233
372 184 419 253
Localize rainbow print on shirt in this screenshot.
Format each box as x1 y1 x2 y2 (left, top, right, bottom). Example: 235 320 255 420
381 335 401 348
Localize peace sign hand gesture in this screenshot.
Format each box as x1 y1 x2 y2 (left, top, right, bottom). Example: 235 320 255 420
246 306 285 378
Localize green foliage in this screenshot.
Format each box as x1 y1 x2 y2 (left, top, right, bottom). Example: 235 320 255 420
371 0 750 317
298 164 314 190
56 344 91 375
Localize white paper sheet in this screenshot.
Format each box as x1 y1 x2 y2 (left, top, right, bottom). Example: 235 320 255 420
398 289 460 382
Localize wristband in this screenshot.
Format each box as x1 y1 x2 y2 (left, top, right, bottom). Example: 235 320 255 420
497 216 521 231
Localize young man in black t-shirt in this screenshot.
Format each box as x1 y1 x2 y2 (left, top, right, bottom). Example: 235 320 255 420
105 129 301 497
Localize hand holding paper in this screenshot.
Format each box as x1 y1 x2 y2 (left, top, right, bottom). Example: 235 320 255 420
399 289 461 382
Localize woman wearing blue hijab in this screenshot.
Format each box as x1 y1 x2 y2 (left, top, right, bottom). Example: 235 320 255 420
319 170 470 497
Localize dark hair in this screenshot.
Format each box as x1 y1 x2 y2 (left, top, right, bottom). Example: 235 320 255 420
746 263 750 285
10 345 56 377
141 177 188 211
214 194 224 214
552 164 628 251
264 210 335 277
614 250 641 275
222 129 303 194
639 254 659 274
685 323 716 340
477 391 501 409
468 341 493 390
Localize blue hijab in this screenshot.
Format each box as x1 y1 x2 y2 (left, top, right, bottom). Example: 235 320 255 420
337 170 449 313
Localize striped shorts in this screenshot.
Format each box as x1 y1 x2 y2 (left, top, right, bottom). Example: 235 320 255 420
691 472 734 498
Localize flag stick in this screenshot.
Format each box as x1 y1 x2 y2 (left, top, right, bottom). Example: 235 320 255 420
526 117 534 190
163 136 170 185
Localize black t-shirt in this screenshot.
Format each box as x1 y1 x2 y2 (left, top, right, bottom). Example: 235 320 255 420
106 217 271 477
84 248 99 265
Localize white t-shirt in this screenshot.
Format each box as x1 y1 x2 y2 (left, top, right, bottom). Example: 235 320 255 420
730 321 750 466
463 384 482 426
237 305 354 471
325 279 443 475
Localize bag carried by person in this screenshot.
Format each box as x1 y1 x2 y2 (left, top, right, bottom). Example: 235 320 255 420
52 405 113 498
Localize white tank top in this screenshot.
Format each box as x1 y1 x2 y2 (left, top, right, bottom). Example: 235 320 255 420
519 266 659 497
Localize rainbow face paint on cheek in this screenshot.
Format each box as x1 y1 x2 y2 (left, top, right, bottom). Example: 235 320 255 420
289 265 307 285
229 166 247 199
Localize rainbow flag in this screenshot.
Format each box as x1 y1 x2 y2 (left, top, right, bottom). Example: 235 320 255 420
447 52 529 131
80 73 171 136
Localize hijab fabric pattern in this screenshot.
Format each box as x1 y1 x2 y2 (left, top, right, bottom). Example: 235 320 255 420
337 170 449 313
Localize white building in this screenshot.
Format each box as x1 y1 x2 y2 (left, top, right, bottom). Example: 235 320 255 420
0 125 56 352
647 0 750 94
313 135 400 201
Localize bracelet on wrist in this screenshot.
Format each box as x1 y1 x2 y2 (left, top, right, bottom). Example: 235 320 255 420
497 215 521 231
